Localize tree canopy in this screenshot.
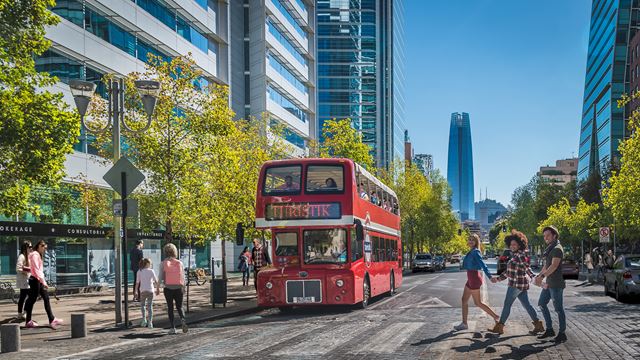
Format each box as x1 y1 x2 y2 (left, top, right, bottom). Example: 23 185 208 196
318 119 375 169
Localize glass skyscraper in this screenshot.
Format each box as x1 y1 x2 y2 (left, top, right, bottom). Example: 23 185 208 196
578 0 639 179
447 112 475 221
317 0 405 168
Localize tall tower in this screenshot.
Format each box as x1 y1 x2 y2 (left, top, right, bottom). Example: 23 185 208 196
447 112 475 221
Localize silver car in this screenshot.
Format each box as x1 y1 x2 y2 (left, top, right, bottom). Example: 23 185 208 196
604 254 640 301
412 254 435 273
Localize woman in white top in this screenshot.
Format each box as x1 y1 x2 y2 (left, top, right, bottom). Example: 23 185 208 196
16 240 32 320
134 258 159 328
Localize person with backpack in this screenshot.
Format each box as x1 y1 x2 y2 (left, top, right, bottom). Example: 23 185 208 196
159 243 187 335
238 246 251 286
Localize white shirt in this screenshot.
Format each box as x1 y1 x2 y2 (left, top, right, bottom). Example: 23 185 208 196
136 268 158 293
16 254 30 289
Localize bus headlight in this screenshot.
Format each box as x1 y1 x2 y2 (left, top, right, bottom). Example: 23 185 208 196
336 279 344 287
265 281 273 289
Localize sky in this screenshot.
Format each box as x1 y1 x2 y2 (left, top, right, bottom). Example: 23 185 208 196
403 0 592 207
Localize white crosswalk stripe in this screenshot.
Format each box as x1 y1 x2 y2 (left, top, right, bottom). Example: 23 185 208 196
349 322 423 354
402 297 452 309
272 321 375 356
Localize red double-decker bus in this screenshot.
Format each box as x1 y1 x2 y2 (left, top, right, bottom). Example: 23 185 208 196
252 158 402 309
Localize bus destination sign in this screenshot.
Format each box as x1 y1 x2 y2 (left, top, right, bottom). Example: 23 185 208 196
266 202 341 220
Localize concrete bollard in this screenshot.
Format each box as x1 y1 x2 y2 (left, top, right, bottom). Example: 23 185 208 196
1 324 21 353
71 314 87 338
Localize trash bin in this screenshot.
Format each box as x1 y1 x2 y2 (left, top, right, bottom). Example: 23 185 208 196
211 278 227 308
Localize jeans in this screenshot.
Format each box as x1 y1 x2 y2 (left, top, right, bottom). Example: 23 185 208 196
24 277 55 323
163 287 185 328
499 286 539 324
242 266 250 285
139 291 154 323
538 287 566 333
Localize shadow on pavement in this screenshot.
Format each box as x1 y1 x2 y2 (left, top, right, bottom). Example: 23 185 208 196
491 342 557 360
120 333 166 340
451 334 526 353
0 316 20 325
410 330 458 346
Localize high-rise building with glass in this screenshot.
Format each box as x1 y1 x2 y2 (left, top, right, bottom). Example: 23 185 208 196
414 154 434 180
447 112 475 221
578 0 639 179
317 0 405 168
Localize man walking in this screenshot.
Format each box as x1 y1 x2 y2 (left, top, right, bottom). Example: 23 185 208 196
251 238 271 291
535 226 567 343
130 240 144 301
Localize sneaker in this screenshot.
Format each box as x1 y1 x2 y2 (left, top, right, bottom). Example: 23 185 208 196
538 329 556 339
50 318 63 330
453 322 468 331
140 320 147 328
181 319 188 333
25 320 38 328
17 312 25 320
147 322 153 329
168 327 177 335
554 332 567 343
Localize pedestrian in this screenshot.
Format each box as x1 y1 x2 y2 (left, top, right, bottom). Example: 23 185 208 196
454 234 500 331
15 240 32 320
238 246 251 286
488 231 544 335
134 258 159 328
251 238 272 291
584 252 593 274
160 243 188 335
534 225 567 343
130 240 144 301
24 240 63 329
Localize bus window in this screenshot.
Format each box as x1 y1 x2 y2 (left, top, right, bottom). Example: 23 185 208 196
263 166 302 194
303 229 347 264
306 165 344 193
351 230 363 261
275 232 298 256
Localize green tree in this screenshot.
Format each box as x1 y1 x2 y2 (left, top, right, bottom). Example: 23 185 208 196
319 119 375 169
0 0 80 216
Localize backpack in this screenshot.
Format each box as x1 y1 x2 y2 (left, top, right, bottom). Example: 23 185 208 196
163 259 184 286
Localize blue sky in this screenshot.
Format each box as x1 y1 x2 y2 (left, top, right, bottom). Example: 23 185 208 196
403 0 592 206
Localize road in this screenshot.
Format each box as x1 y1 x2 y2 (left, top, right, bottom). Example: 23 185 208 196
15 260 640 360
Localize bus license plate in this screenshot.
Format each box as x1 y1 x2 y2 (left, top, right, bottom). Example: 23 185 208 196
293 296 315 303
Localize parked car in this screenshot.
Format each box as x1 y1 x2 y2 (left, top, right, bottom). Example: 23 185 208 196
412 253 435 273
450 254 462 263
530 255 541 270
561 258 580 279
497 249 511 275
434 256 446 271
604 254 640 302
459 255 465 270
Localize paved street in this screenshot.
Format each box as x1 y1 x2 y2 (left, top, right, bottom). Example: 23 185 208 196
5 260 638 360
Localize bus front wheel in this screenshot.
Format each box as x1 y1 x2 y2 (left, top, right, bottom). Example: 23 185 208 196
360 278 371 309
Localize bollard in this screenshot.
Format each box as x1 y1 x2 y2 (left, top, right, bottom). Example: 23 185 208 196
71 314 87 338
0 324 20 353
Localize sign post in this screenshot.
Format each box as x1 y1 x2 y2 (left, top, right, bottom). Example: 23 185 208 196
599 227 610 243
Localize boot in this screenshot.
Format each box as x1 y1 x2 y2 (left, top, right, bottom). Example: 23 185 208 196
487 322 504 335
530 320 545 335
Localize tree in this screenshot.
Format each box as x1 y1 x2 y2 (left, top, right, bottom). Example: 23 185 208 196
0 0 80 216
319 119 375 169
538 198 601 249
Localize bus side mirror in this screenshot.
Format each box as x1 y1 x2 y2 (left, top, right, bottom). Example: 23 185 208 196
355 219 364 241
235 223 244 246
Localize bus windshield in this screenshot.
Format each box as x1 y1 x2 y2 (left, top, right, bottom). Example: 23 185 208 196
303 229 347 264
263 165 302 195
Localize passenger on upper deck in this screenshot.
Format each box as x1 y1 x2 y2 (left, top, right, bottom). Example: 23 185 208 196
277 175 299 191
324 178 338 189
359 184 369 200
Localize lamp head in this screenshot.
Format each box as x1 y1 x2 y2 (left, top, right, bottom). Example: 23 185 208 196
135 80 161 118
68 80 96 117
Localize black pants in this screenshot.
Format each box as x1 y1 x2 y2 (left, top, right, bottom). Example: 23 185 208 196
254 268 262 291
163 287 185 328
18 289 29 313
132 270 138 300
24 277 55 323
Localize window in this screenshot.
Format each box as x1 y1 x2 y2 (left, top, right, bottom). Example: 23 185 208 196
304 229 347 264
267 52 307 93
275 232 298 256
273 0 307 39
625 257 640 270
266 85 308 122
263 165 302 195
351 230 362 261
305 165 344 193
267 19 307 66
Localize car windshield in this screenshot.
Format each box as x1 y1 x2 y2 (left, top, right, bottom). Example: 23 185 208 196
625 257 640 269
303 229 347 264
415 254 431 260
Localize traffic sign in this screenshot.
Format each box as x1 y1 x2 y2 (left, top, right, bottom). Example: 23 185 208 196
103 157 145 197
599 227 610 243
113 199 138 217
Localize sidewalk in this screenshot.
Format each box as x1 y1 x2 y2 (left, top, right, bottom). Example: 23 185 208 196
0 273 259 344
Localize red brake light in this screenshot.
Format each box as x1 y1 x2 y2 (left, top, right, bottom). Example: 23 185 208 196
500 256 508 261
623 272 632 280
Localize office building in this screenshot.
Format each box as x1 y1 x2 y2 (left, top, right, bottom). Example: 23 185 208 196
317 0 405 168
230 0 316 156
578 0 639 179
538 158 578 186
447 112 475 221
629 29 640 113
474 199 507 232
414 154 434 180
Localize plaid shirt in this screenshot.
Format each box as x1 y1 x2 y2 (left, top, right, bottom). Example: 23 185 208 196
252 245 271 269
498 251 535 291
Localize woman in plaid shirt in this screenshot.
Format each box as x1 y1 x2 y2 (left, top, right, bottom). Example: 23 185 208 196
488 230 545 335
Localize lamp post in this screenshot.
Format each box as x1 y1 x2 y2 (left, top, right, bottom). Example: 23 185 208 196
69 78 160 326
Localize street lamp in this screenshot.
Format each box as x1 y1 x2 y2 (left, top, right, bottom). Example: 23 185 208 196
69 77 160 327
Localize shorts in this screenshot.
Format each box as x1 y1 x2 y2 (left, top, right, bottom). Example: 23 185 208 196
465 270 483 290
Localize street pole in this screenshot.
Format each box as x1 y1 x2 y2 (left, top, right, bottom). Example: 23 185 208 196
121 170 129 327
112 78 123 325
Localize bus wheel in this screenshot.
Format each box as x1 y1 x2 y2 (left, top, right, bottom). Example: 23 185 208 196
360 278 371 309
388 271 396 296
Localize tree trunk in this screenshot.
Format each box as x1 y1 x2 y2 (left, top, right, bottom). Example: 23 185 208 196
165 217 173 243
221 237 228 280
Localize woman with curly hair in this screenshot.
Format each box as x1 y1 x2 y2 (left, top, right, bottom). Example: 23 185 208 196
488 230 544 335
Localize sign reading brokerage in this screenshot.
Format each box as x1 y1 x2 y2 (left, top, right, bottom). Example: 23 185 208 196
266 202 341 220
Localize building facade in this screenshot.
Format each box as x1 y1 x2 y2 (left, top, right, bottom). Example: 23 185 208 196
447 112 475 221
413 154 433 180
474 199 507 232
230 0 316 156
629 28 640 113
538 158 578 186
316 0 405 168
578 0 639 180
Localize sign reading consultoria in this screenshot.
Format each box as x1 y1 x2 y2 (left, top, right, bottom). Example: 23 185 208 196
265 203 341 221
0 221 109 238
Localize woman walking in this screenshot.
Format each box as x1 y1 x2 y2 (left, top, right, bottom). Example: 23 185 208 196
454 234 500 331
238 246 251 286
24 240 63 329
15 241 32 320
134 258 159 328
488 231 544 335
160 243 188 335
